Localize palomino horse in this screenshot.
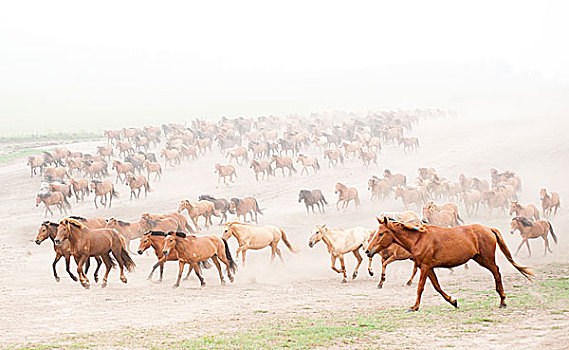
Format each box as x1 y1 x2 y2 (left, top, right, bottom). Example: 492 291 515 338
199 195 230 225
249 160 274 181
510 217 557 257
334 182 360 210
298 189 328 214
137 231 211 282
215 163 237 185
89 180 118 209
36 192 70 217
270 155 296 177
229 197 263 223
178 199 218 230
308 225 371 283
509 202 540 221
222 222 297 265
540 188 560 217
323 149 344 167
54 218 135 289
366 217 533 311
296 154 320 175
125 174 151 199
163 232 236 287
34 221 100 283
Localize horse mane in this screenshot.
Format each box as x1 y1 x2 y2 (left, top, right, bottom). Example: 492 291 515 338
91 179 102 184
230 198 241 205
199 194 216 201
68 215 87 221
42 221 59 227
143 217 158 228
147 231 166 236
174 232 186 238
513 217 533 227
117 220 130 227
60 218 84 229
37 192 52 199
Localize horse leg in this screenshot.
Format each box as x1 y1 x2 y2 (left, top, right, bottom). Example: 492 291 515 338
93 256 102 283
514 238 525 257
367 257 374 276
77 255 90 289
173 261 185 288
211 256 225 285
64 255 78 282
330 255 342 275
148 260 161 280
270 244 276 263
339 255 347 283
52 253 62 282
408 267 428 311
473 256 506 308
426 269 458 308
100 253 113 288
275 246 284 263
352 249 363 279
110 245 127 283
525 239 532 257
378 256 395 288
406 262 419 286
336 199 341 211
544 235 552 255
191 262 206 286
94 195 98 209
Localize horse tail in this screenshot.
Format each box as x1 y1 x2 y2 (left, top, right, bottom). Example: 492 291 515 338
120 247 136 273
491 228 533 281
548 222 558 244
107 254 117 269
254 199 264 215
456 211 464 224
280 228 298 253
355 194 361 206
223 239 237 273
112 187 119 199
321 193 328 205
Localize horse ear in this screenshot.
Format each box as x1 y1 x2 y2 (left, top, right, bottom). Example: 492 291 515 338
382 216 388 225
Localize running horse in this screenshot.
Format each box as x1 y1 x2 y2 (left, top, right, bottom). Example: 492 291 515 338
510 217 557 257
334 182 360 210
366 217 533 311
35 192 70 217
228 197 263 223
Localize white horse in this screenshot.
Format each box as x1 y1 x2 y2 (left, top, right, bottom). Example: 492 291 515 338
308 224 372 283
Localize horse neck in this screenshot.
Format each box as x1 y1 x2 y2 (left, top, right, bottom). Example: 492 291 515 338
174 237 192 259
320 229 342 251
229 228 244 244
66 226 82 247
386 226 420 255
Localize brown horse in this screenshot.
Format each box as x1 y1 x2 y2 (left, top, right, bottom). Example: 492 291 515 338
106 217 146 252
228 197 263 223
394 187 425 211
226 146 249 165
366 217 533 311
49 182 73 198
163 232 236 287
112 160 134 183
36 192 70 217
27 155 45 176
222 222 297 265
298 190 328 214
358 150 377 167
97 145 114 160
35 221 100 283
296 154 320 175
509 201 540 221
270 155 296 177
161 149 180 168
139 215 181 233
323 149 344 167
143 160 162 180
82 160 108 179
249 160 274 180
540 188 560 217
399 137 419 153
215 163 237 185
116 141 134 157
178 199 218 230
54 218 135 289
383 169 406 187
125 173 150 199
89 180 118 208
510 217 557 257
367 176 390 201
334 182 360 210
141 212 195 234
44 167 70 181
422 202 462 227
70 178 89 202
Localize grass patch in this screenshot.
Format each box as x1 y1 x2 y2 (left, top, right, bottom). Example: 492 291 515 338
0 130 103 144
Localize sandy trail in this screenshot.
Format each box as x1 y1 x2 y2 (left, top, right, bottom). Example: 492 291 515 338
0 116 567 347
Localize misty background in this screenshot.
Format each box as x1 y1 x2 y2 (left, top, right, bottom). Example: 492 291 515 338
1 1 568 133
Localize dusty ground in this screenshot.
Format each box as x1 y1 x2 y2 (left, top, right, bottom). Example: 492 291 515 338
0 115 567 349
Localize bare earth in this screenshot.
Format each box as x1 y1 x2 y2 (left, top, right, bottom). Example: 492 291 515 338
0 116 568 349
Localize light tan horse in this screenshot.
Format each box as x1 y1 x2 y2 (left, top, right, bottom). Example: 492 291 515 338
178 199 218 230
161 149 180 168
367 176 391 201
70 178 89 202
334 182 360 210
143 160 162 180
44 167 70 181
141 212 195 233
509 202 540 221
394 187 425 211
112 160 134 183
162 232 237 287
323 149 344 167
510 217 557 257
422 202 463 227
116 141 134 157
89 180 118 209
341 141 362 159
125 173 150 199
215 163 237 185
540 188 560 217
36 192 70 217
226 146 249 165
383 169 406 187
249 160 274 180
222 222 297 265
399 137 419 153
270 155 296 177
296 154 320 175
106 217 146 252
358 150 377 167
139 215 180 233
308 225 371 283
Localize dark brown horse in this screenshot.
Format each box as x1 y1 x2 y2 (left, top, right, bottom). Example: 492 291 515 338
54 218 135 289
366 217 533 311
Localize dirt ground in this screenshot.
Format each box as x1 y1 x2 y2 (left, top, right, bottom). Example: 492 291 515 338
0 115 568 349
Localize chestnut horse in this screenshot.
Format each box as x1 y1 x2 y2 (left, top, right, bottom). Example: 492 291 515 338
36 192 70 217
125 173 151 199
334 182 360 210
54 218 135 289
510 217 557 257
222 222 297 266
228 197 263 223
308 225 371 283
89 180 118 208
250 160 274 181
162 232 236 287
70 178 89 202
366 217 533 311
215 163 237 185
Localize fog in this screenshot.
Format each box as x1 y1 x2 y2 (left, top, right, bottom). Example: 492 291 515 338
1 1 569 132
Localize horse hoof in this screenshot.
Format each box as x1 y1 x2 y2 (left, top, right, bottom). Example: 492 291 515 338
101 283 107 288
120 277 127 284
71 276 78 282
377 284 383 289
451 299 458 308
405 308 418 313
55 277 61 283
341 278 347 284
229 277 235 283
201 282 206 287
94 276 99 283
83 284 90 290
221 280 226 286
368 271 374 277
499 304 507 308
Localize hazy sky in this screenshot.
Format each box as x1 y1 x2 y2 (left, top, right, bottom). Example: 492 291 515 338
1 1 568 131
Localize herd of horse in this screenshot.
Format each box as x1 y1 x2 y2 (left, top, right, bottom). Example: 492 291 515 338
26 109 562 311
